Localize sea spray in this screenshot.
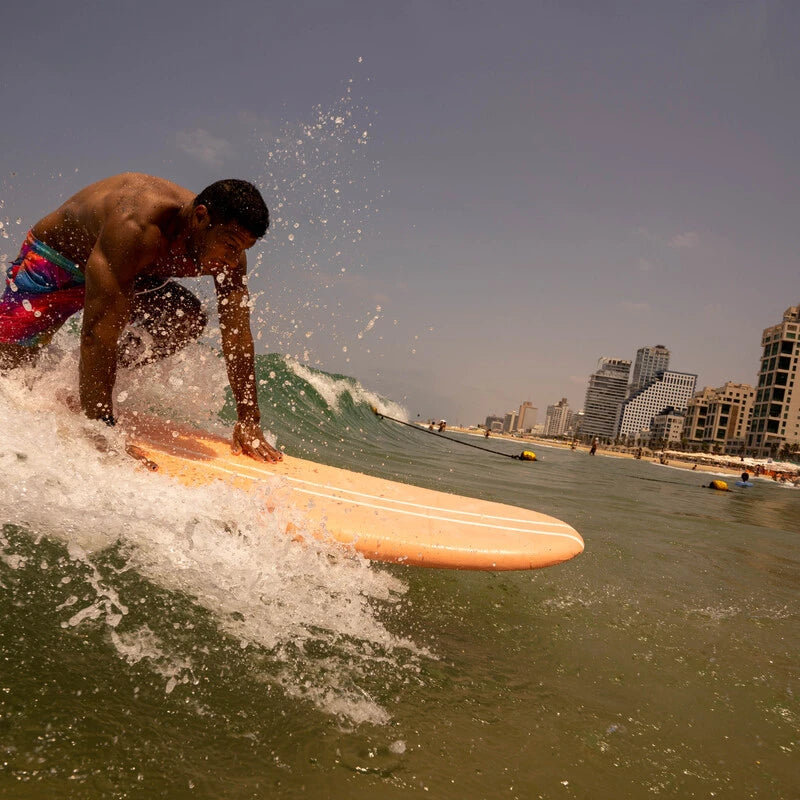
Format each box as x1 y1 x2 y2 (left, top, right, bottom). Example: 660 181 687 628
190 69 386 377
284 355 407 420
0 337 429 725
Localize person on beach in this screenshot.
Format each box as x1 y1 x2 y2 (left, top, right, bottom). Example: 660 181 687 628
0 172 282 465
590 438 598 455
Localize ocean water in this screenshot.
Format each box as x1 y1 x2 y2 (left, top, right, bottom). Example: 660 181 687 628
0 343 797 800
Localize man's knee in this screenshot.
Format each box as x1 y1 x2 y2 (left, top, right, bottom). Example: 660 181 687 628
135 283 206 340
169 287 206 343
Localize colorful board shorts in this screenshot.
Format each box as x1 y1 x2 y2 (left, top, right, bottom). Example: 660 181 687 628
0 231 86 347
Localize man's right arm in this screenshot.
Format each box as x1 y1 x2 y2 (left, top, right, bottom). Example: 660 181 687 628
79 222 154 420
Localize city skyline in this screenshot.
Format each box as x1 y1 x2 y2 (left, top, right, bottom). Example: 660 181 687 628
480 302 800 457
477 310 792 428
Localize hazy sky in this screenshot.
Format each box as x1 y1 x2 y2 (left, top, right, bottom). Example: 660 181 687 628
2 1 799 424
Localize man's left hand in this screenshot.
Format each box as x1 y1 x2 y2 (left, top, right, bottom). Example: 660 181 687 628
232 420 283 463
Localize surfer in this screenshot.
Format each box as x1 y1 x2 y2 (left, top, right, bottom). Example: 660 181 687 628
0 173 283 464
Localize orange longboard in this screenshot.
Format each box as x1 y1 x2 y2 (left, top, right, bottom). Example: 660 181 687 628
128 416 584 571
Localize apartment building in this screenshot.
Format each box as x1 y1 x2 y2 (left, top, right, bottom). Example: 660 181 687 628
650 410 686 446
544 398 572 437
684 382 755 453
747 304 800 456
683 386 717 442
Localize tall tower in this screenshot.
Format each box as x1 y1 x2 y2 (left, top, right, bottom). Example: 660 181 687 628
630 345 670 394
582 358 631 439
517 401 537 432
747 304 800 456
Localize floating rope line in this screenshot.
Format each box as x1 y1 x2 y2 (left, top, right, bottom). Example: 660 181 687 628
371 408 536 461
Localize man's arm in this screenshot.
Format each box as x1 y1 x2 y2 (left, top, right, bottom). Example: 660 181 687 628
79 223 151 420
216 263 282 462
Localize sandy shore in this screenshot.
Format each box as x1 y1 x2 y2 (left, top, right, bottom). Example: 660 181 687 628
444 427 774 479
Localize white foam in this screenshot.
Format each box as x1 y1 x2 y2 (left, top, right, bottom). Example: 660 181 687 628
285 355 408 420
0 336 426 724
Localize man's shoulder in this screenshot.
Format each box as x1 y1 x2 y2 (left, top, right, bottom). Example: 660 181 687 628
105 173 193 213
101 176 188 238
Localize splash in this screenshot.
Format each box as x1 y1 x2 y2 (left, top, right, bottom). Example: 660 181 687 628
200 69 387 371
0 332 427 725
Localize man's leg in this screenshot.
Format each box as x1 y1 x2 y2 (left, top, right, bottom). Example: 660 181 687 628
118 279 208 368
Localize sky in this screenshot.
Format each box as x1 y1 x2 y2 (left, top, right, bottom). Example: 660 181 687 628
2 0 799 425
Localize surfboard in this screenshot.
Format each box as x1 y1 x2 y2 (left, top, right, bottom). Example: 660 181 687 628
126 415 584 571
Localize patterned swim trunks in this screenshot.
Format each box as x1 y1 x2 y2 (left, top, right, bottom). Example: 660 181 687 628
0 231 86 346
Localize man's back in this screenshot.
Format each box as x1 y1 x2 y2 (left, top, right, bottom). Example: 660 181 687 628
31 173 192 269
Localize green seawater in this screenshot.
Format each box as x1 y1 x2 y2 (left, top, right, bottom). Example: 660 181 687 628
1 353 797 799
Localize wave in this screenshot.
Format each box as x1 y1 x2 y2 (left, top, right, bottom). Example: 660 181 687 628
0 332 427 725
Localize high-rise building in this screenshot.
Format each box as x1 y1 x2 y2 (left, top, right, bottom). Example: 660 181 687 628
582 358 631 439
704 383 754 453
747 304 800 456
683 386 717 442
685 383 756 453
617 371 697 438
544 398 572 437
502 411 518 433
517 401 537 432
630 345 670 395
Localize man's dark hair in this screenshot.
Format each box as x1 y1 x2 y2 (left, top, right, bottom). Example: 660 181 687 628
194 179 269 238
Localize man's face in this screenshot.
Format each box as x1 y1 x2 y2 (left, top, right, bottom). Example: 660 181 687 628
196 222 257 271
186 207 257 271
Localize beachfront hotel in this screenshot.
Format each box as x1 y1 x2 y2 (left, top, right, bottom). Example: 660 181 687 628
581 358 631 438
684 382 755 454
616 370 697 438
746 304 800 457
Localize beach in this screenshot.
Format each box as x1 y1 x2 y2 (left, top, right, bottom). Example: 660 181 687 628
447 425 800 482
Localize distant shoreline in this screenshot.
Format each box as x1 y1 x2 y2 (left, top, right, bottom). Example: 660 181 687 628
442 426 799 483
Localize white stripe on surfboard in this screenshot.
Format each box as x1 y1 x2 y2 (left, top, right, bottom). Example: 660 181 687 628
152 442 583 545
155 439 574 528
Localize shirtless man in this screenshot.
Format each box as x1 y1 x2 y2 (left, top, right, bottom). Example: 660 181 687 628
0 172 282 464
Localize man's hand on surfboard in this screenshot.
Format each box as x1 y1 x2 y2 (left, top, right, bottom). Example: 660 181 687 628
232 420 283 463
125 444 159 471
